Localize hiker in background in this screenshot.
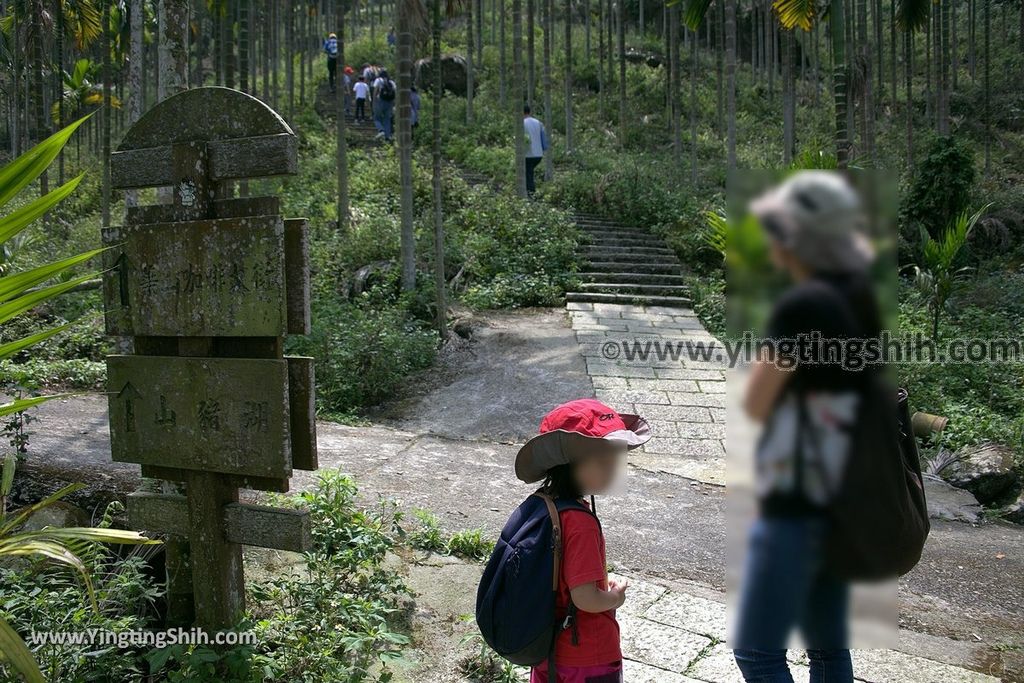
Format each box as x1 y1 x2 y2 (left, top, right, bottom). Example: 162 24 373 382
477 399 652 683
522 105 549 196
342 66 354 116
387 27 396 52
323 33 339 92
732 172 881 683
410 86 421 131
362 63 376 86
372 69 397 142
353 75 370 122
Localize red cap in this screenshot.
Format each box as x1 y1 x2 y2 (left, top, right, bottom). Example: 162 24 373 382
514 399 651 483
539 398 629 438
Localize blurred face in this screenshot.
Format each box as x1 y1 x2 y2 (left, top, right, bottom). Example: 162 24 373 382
573 445 627 495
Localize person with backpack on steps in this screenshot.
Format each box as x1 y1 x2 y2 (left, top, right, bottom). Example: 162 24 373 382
372 69 397 142
733 172 928 683
476 399 652 683
323 33 339 92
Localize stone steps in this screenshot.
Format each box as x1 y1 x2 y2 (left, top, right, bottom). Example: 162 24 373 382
585 261 682 274
567 212 690 308
566 291 693 306
578 271 688 285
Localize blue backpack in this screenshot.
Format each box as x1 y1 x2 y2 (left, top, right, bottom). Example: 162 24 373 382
475 492 597 677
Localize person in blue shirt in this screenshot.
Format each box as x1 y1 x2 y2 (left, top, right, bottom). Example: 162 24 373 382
387 28 396 51
323 33 339 92
522 105 549 195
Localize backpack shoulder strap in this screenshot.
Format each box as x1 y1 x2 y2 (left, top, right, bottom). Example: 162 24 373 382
532 492 562 592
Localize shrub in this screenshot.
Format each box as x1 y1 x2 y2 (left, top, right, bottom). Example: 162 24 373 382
286 297 438 416
901 136 975 246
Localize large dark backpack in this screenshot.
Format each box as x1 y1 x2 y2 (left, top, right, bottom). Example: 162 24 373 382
820 381 930 581
378 79 396 101
476 492 593 679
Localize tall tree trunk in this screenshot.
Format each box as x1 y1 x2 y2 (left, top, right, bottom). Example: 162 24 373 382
889 0 896 107
983 0 990 175
905 29 914 167
725 0 736 169
716 0 724 137
782 28 795 164
102 0 111 224
477 0 484 62
397 0 416 288
468 0 476 123
830 0 849 167
938 0 951 134
968 0 976 81
584 0 591 59
543 0 555 179
128 0 145 208
336 0 349 230
689 24 698 184
617 0 626 142
669 4 680 164
514 0 528 196
55 1 65 183
159 0 190 100
857 0 874 160
500 0 508 106
564 0 574 151
528 0 536 105
432 0 447 338
30 0 48 196
287 0 295 118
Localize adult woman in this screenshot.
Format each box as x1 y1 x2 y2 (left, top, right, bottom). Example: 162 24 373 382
733 171 880 683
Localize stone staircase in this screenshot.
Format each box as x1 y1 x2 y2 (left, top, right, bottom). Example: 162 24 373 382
568 213 691 307
343 114 380 146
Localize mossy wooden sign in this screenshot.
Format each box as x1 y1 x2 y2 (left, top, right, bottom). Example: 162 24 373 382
103 87 317 632
103 216 287 337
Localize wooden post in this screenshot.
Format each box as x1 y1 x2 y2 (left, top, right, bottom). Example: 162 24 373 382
104 87 317 634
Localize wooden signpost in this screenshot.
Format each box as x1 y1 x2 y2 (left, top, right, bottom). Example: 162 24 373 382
103 87 318 631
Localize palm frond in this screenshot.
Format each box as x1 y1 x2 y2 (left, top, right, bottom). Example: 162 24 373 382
895 0 930 31
774 0 817 31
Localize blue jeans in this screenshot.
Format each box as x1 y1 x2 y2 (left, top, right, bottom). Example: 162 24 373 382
732 517 852 683
374 99 394 139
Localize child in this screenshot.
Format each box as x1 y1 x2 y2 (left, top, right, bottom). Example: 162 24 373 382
514 399 651 683
353 76 369 122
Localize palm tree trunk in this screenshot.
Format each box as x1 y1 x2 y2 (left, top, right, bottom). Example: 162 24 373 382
783 28 795 164
857 0 874 160
564 0 574 151
127 0 145 208
514 0 528 196
30 0 48 196
543 0 555 179
830 0 849 167
528 0 536 105
159 0 190 100
432 0 447 338
468 0 476 124
287 0 295 118
336 0 350 230
397 0 416 288
938 0 951 134
689 25 698 184
617 0 626 142
905 29 914 167
102 0 111 225
725 0 736 169
983 0 990 175
716 0 724 137
669 4 680 164
500 0 508 106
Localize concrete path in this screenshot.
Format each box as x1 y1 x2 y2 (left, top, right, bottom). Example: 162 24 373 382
567 300 728 486
12 306 1023 681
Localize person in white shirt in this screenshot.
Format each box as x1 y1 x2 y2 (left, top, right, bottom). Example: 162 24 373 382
353 76 370 122
522 105 549 195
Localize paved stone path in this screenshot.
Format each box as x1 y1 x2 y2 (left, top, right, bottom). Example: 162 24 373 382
610 571 1000 683
568 300 728 486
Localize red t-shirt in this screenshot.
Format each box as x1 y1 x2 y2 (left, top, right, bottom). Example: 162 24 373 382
553 506 622 666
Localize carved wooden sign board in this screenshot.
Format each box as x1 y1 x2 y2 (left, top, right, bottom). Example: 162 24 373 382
103 87 317 631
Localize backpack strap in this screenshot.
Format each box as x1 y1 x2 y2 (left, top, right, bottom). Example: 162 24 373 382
533 492 561 683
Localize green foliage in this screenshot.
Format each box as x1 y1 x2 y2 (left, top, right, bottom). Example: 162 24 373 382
459 630 523 683
911 204 991 340
901 136 975 247
450 190 580 308
153 471 411 682
408 508 495 561
287 297 438 416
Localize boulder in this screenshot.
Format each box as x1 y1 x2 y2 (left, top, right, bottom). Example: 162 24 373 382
19 500 90 531
414 55 468 96
998 490 1024 525
623 48 663 69
940 443 1020 506
923 476 984 524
